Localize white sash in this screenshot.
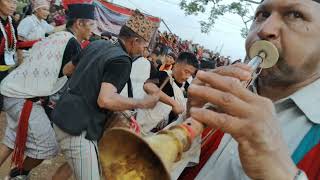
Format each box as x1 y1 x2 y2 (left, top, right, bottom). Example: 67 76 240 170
168 71 187 111
136 71 187 135
0 31 74 98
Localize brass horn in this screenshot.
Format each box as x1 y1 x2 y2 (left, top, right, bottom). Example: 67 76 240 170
98 40 279 180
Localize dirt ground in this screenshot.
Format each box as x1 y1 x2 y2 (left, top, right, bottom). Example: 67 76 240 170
0 113 74 180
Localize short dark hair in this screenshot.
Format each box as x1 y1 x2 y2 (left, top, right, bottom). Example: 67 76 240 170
22 4 32 16
66 18 76 29
66 19 91 29
118 25 142 40
176 52 199 69
151 49 160 56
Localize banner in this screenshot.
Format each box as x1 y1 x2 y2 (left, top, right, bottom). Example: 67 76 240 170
93 0 161 35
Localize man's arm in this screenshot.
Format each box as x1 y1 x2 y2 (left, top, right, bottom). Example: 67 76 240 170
144 82 174 106
63 61 76 76
62 38 82 77
17 18 32 41
97 82 158 111
144 82 184 114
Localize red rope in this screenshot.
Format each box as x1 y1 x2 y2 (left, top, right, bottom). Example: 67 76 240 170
130 116 141 134
16 40 40 49
11 100 33 170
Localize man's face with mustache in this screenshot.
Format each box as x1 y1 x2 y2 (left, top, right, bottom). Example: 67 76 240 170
245 0 320 87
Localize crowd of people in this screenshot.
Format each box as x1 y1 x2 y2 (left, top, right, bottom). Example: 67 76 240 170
13 0 239 71
0 0 319 180
150 31 239 71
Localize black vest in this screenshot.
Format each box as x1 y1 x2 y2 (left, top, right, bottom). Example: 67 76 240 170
52 40 131 140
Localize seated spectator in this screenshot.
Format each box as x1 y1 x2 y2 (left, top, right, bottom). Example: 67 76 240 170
149 49 161 66
159 48 176 71
53 8 66 26
18 0 54 41
13 12 21 25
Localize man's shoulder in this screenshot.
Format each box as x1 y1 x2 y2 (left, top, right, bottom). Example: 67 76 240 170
17 16 33 29
133 57 151 65
158 71 168 77
99 41 131 62
20 15 33 23
90 39 112 46
66 37 80 45
89 40 127 55
47 31 74 41
89 40 119 49
149 70 168 81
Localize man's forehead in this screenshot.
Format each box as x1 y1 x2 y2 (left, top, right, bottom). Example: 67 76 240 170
260 0 320 4
258 0 319 10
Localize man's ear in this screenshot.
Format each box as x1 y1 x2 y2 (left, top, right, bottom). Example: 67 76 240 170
130 37 138 46
75 19 83 29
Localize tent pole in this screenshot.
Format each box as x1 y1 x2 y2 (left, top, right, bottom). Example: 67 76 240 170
161 19 173 34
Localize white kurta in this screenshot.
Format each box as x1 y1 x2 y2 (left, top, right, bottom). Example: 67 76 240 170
0 31 74 98
121 57 151 99
18 14 54 41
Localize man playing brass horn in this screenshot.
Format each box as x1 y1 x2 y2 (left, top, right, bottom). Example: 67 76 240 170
180 0 320 179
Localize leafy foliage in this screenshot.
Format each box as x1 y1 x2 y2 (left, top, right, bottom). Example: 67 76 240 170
179 0 259 38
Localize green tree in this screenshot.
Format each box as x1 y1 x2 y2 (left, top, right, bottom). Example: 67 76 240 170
179 0 260 38
17 0 30 13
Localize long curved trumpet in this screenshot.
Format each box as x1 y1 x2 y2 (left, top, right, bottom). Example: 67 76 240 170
98 40 279 180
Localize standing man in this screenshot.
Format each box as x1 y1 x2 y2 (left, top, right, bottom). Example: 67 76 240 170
0 3 96 179
0 0 17 85
180 0 320 179
51 10 159 180
139 52 199 133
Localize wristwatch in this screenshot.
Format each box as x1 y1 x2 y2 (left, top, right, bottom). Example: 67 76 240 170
294 169 308 180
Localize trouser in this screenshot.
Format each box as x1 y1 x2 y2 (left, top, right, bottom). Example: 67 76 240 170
0 70 8 110
53 124 100 180
3 97 58 159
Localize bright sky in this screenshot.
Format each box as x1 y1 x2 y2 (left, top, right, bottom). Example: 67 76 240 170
112 0 258 60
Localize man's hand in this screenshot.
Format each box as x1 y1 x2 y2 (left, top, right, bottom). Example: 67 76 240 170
186 64 253 117
172 101 184 115
137 94 159 109
98 83 159 111
188 65 298 180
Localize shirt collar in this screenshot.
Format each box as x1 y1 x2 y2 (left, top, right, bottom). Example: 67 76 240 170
31 14 41 23
115 39 132 63
287 79 320 124
256 78 320 124
118 39 128 54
